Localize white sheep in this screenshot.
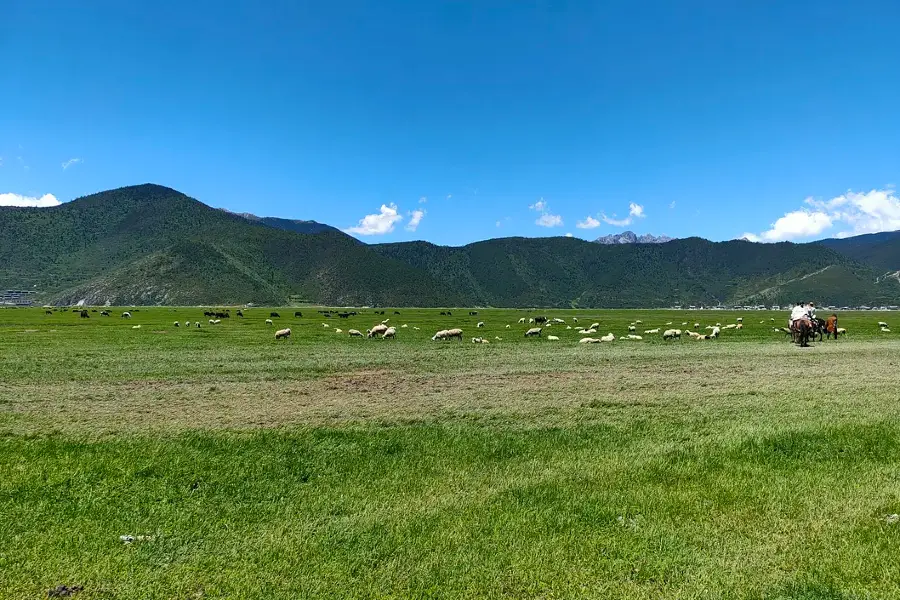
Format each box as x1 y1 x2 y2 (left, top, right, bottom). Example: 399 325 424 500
547 335 560 341
529 318 535 324
881 327 891 333
184 321 191 327
581 328 597 335
506 324 511 328
665 322 673 326
524 327 542 337
368 324 389 338
600 333 615 342
348 329 363 337
579 337 600 344
737 317 743 323
381 319 390 324
446 328 463 340
401 324 408 328
710 326 720 338
382 326 397 339
589 322 600 330
552 318 565 324
635 320 643 324
644 328 660 334
572 317 578 323
213 319 221 324
879 321 889 328
627 334 643 340
736 323 743 330
131 325 141 329
518 318 526 324
274 328 291 340
323 323 330 328
335 328 343 333
121 311 131 319
836 327 847 335
209 319 215 324
662 329 680 340
471 337 490 344
174 321 180 327
432 330 448 341
265 319 273 325
494 336 502 341
477 321 485 328
628 325 636 332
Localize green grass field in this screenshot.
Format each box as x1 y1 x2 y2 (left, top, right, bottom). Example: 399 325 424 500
2 306 900 599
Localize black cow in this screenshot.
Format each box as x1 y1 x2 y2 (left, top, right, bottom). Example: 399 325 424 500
237 310 244 317
79 310 89 318
270 312 280 318
534 316 548 324
45 310 52 315
294 311 303 318
469 311 478 316
338 312 350 318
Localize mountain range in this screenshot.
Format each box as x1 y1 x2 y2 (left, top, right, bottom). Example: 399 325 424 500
593 231 674 244
2 184 900 307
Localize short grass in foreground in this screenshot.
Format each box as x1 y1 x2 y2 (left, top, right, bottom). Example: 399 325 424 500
1 306 900 599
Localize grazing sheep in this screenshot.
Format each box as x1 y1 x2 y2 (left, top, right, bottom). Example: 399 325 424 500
736 323 743 330
265 319 273 325
121 311 131 319
274 328 291 340
723 324 737 329
879 321 889 327
572 317 578 323
710 326 720 338
323 323 330 328
662 329 681 340
579 337 600 344
529 318 535 324
836 327 847 335
446 328 463 341
682 322 688 326
552 318 565 324
237 310 243 317
506 324 511 328
184 321 190 327
368 324 389 338
131 325 141 329
494 336 503 341
382 326 397 339
566 325 572 330
335 328 343 334
413 326 420 330
547 335 560 341
737 317 743 323
694 323 700 329
695 334 710 340
665 322 673 326
635 320 642 324
581 328 597 335
628 325 636 332
401 324 408 328
471 337 490 344
600 333 615 342
524 327 543 337
881 327 891 333
627 334 643 340
196 322 201 328
174 322 180 327
209 319 215 324
213 319 221 324
644 328 660 334
589 322 600 330
348 329 363 337
477 321 485 328
518 318 526 324
432 329 449 341
686 330 701 338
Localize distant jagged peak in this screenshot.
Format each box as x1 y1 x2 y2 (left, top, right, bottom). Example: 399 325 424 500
594 231 674 244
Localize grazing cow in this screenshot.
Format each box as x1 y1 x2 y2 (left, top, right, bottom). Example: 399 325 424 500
270 312 280 318
469 311 478 316
338 312 350 318
394 311 401 315
79 310 89 318
294 311 303 318
236 310 244 317
45 310 52 315
534 316 548 325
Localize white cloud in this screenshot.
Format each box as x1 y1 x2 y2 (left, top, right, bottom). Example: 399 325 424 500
419 196 427 204
565 232 573 237
62 158 82 170
345 203 403 235
744 188 900 242
496 220 502 227
406 209 426 232
576 215 601 229
0 192 61 207
530 197 563 227
536 213 563 227
600 202 646 228
669 200 676 209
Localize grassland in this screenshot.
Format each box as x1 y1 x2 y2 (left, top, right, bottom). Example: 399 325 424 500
2 306 900 599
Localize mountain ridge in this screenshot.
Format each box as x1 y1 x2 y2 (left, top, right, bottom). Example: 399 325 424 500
594 231 674 244
3 184 900 307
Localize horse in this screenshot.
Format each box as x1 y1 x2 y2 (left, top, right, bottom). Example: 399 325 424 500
791 318 812 347
809 317 826 342
825 314 839 340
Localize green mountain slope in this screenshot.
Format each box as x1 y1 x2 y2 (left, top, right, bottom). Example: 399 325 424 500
0 185 459 306
818 231 900 273
373 236 900 307
2 184 899 307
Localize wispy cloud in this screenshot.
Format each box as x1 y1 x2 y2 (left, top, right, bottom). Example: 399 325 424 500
600 202 645 227
419 196 427 204
529 198 563 228
345 203 403 236
669 200 676 209
446 194 452 200
62 158 82 170
741 188 900 242
0 192 60 207
576 215 601 229
406 209 426 232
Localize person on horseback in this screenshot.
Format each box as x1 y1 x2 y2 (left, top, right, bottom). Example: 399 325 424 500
807 301 817 321
789 302 807 329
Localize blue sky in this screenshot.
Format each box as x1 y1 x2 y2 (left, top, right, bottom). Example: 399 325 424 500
4 1 900 245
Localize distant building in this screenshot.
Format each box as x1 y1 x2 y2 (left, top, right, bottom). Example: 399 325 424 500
0 290 37 306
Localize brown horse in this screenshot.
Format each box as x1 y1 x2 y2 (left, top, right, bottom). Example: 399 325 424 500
826 314 839 340
792 318 812 347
